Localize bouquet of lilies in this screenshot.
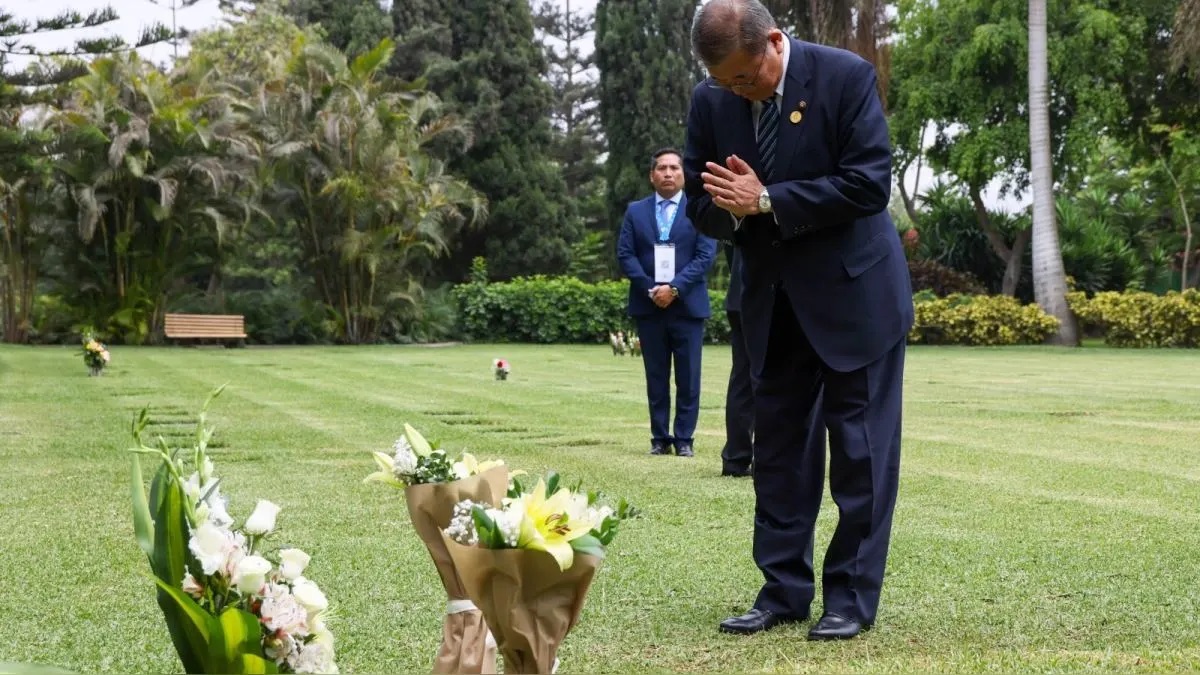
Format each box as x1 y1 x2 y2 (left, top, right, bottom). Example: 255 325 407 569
365 424 511 674
82 331 111 375
441 473 635 674
130 386 337 674
493 358 510 381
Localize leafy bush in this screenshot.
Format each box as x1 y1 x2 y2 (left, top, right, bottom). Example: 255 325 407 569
908 259 987 296
1067 289 1200 347
909 294 1059 346
452 275 730 343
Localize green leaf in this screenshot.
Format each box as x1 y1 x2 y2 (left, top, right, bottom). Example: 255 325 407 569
403 423 433 457
470 504 504 549
148 465 206 673
350 38 394 79
544 471 560 496
152 576 215 673
569 533 606 560
131 455 155 559
211 608 274 673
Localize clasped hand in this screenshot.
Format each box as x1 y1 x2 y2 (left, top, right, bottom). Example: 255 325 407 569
648 285 675 308
701 155 764 218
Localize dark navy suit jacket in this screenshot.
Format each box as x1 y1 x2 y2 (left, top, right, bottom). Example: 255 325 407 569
618 194 717 319
684 38 913 373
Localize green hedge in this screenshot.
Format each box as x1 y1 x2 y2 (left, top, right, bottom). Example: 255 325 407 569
908 292 1060 346
452 276 731 343
1067 289 1200 347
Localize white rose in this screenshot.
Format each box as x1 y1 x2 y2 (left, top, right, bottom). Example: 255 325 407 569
278 548 311 581
451 462 470 480
244 500 281 535
233 555 272 595
292 578 329 615
188 522 236 576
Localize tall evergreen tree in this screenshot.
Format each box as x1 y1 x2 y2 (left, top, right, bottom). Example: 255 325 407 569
595 0 700 228
534 1 605 233
275 0 391 57
392 0 578 280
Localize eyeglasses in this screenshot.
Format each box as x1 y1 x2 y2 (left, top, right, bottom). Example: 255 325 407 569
706 47 768 91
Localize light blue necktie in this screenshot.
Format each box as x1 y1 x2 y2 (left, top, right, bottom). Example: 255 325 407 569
656 199 674 242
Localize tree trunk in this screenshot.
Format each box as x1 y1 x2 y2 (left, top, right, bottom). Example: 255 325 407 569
970 187 1025 296
1028 0 1078 345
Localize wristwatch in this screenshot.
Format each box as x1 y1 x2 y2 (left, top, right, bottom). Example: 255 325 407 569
758 188 772 213
670 286 679 297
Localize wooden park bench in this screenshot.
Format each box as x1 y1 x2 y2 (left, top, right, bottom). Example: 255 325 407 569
163 313 247 347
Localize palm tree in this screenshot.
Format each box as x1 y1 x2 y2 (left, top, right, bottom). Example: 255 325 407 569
242 37 484 343
1172 0 1200 78
55 53 254 342
1028 0 1077 345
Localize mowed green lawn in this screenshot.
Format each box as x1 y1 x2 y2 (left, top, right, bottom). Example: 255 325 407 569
2 343 1199 673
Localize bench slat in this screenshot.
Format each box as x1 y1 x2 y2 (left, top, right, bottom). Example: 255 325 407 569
164 313 247 339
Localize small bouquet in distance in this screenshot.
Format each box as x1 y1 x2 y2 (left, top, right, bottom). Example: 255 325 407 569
442 473 637 674
365 424 511 674
82 329 111 376
493 358 510 381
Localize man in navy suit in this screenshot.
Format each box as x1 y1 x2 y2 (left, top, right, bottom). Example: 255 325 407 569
618 148 717 458
684 0 914 640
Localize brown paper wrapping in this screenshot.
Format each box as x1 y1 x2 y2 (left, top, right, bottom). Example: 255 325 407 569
445 538 602 674
436 607 498 674
405 465 509 673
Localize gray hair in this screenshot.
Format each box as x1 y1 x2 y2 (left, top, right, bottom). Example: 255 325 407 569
690 0 778 67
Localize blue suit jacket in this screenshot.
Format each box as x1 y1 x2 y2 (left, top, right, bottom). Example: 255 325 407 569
617 194 717 319
684 38 914 373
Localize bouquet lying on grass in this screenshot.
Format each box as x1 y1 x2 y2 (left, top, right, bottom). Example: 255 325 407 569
130 386 337 674
365 424 512 674
441 473 637 674
82 331 111 375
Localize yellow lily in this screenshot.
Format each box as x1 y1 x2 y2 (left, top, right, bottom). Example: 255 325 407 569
515 479 596 571
453 452 506 479
363 452 405 488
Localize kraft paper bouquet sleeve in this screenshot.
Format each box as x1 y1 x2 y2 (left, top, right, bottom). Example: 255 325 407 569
439 473 637 674
366 424 512 674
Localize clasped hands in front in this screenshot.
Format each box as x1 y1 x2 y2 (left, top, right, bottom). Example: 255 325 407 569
701 155 764 218
647 285 675 308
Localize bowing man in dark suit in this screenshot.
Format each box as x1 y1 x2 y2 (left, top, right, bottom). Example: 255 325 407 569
618 148 718 458
683 0 914 640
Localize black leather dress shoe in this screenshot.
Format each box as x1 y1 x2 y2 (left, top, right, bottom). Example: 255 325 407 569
721 465 752 477
675 442 694 457
807 612 869 640
718 608 803 634
649 441 671 455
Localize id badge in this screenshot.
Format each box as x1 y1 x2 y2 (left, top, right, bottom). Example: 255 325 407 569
654 244 675 283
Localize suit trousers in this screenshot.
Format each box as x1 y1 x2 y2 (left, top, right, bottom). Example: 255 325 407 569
751 288 904 625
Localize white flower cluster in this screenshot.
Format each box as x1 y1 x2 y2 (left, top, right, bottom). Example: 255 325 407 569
444 500 479 546
391 436 418 481
180 460 338 674
490 507 520 548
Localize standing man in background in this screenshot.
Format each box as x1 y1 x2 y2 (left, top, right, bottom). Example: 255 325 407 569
618 148 718 458
684 0 913 641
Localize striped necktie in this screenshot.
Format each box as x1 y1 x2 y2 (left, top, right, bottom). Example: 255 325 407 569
757 95 779 181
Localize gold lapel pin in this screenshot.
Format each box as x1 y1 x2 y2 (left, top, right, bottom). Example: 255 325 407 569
790 100 808 124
